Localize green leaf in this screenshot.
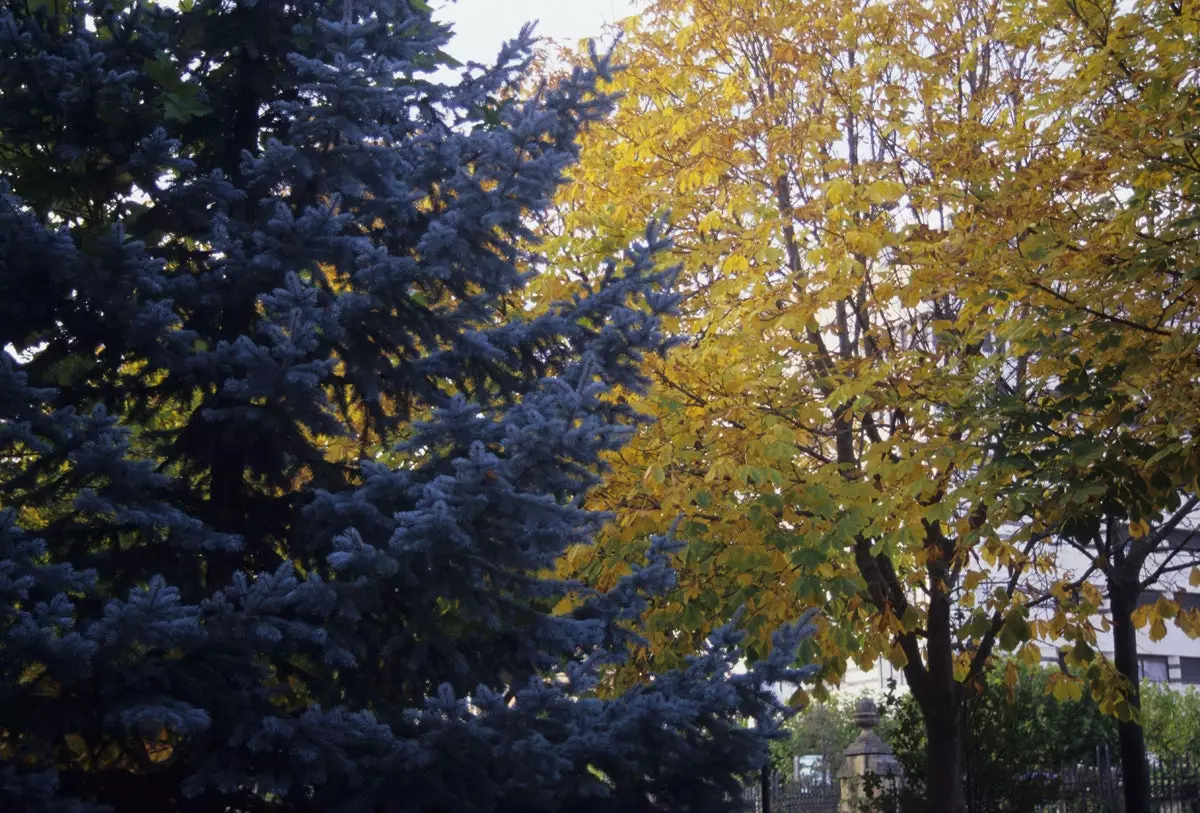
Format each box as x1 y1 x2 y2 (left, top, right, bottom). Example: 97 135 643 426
787 687 808 709
1114 699 1134 723
960 613 991 641
143 56 187 93
164 92 212 123
48 354 95 387
1019 230 1058 262
998 614 1032 651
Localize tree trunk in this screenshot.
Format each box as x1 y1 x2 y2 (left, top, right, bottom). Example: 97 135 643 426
1110 582 1152 813
922 697 967 813
919 545 967 813
205 421 244 594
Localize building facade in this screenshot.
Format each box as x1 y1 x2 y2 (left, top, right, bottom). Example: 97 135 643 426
836 529 1200 695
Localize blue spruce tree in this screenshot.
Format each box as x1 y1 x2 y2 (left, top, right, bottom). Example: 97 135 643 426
0 1 815 810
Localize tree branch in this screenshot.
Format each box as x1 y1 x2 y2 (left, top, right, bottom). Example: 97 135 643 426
1027 280 1172 337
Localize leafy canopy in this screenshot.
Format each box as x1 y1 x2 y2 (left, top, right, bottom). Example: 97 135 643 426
541 0 1200 715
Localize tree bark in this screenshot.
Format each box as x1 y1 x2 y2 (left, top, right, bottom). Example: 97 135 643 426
858 526 969 813
1110 581 1152 813
912 656 968 813
922 698 966 813
918 530 968 813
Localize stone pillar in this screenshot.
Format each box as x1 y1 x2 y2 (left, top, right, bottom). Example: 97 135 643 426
838 697 902 813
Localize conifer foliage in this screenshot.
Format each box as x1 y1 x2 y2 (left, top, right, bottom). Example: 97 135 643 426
0 1 810 809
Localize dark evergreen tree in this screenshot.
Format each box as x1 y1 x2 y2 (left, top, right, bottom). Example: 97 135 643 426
0 1 813 810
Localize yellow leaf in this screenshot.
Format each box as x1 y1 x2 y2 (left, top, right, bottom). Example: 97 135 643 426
698 210 722 235
1190 567 1200 588
722 254 750 273
846 229 882 257
65 733 88 757
826 178 853 205
1050 675 1083 702
1050 676 1068 701
865 179 905 204
953 651 971 682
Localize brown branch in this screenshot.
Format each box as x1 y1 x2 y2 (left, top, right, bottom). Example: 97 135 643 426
1028 281 1172 337
852 534 929 698
1130 493 1200 566
963 534 1045 688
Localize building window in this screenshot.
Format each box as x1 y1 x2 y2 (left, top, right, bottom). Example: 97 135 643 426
1139 656 1169 683
1137 590 1200 611
1182 657 1200 685
1162 528 1200 552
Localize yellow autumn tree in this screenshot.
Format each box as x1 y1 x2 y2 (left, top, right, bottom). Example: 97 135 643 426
534 0 1200 811
537 2 1066 808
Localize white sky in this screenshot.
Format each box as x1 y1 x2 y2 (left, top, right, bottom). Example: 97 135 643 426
433 0 637 64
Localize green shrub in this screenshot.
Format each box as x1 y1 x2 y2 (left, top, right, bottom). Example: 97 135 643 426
1140 682 1200 763
774 662 1121 811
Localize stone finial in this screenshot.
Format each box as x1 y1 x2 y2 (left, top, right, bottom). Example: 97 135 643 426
841 697 896 763
838 696 902 812
852 697 880 730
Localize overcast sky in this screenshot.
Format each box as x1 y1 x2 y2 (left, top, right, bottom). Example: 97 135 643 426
433 0 637 64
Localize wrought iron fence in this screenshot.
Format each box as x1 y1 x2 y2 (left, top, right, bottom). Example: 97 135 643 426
743 754 1200 813
1037 754 1200 813
742 772 840 813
